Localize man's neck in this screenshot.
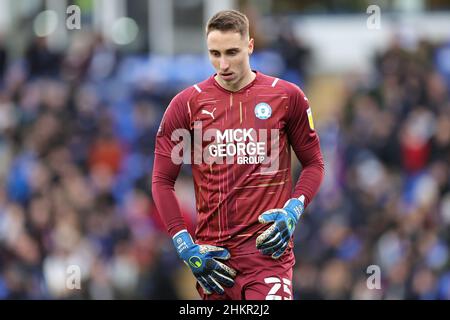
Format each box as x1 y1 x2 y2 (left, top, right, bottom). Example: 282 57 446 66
215 70 256 92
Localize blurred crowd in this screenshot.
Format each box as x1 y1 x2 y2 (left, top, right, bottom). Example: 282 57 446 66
0 34 184 299
0 26 449 300
295 37 450 300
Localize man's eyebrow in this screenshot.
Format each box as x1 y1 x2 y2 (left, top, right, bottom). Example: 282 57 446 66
208 48 240 53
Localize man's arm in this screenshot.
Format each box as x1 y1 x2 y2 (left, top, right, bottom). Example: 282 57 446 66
151 153 186 236
256 84 324 259
290 137 325 208
287 85 324 206
152 90 191 236
152 90 236 295
152 152 236 295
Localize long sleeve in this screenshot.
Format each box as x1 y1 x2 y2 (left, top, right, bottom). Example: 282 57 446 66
151 153 186 237
291 139 324 207
152 89 192 236
286 85 325 208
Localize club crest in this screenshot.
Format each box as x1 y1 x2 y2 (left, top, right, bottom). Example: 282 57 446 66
255 102 272 120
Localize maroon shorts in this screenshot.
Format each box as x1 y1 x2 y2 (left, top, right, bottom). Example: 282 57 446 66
197 247 295 300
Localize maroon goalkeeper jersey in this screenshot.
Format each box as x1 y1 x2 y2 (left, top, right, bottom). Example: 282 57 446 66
154 71 323 255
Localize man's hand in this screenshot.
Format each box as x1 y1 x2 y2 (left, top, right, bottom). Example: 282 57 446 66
173 230 237 295
256 197 305 259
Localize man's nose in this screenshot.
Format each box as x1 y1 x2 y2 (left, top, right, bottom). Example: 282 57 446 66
220 58 230 70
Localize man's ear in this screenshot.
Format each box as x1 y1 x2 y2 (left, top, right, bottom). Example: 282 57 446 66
248 38 254 55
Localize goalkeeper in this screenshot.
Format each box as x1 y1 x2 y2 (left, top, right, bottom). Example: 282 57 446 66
152 10 324 300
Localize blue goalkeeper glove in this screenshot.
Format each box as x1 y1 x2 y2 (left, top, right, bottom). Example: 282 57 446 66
256 196 305 259
172 230 237 295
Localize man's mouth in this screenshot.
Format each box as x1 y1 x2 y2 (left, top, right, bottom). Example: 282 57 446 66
220 72 234 80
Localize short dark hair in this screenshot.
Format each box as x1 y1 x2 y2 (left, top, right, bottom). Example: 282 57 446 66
206 10 249 38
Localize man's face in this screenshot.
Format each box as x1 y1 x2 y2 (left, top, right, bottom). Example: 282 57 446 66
207 30 254 89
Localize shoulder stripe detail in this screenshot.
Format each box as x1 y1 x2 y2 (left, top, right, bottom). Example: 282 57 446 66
194 84 202 92
271 78 279 87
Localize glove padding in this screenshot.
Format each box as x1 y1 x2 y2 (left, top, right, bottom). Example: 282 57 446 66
173 231 237 295
256 198 304 259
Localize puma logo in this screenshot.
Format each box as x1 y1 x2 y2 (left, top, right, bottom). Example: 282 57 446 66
201 108 216 120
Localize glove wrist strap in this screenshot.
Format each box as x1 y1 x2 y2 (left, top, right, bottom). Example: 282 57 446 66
172 229 194 258
284 197 305 221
